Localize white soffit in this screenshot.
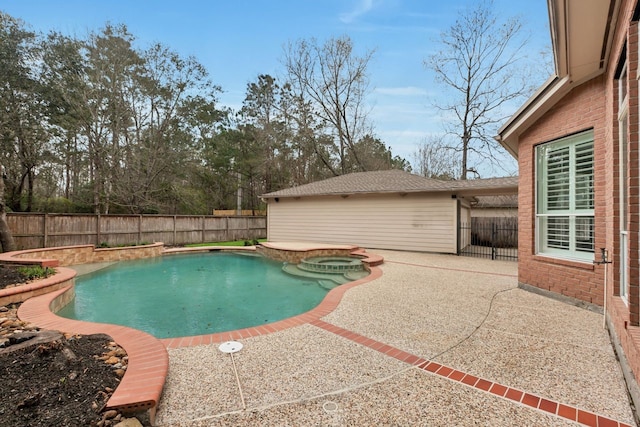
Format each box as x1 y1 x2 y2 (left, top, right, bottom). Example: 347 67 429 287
556 0 618 84
497 0 618 157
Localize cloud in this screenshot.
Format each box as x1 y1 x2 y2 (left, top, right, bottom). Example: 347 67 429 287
378 129 433 141
339 0 375 24
375 86 429 96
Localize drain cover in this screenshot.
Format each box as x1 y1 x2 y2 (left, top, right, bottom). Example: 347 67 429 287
323 401 339 413
219 341 243 354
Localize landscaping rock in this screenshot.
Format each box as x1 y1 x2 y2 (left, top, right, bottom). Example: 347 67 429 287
114 417 144 427
105 355 120 364
8 331 38 345
103 409 119 419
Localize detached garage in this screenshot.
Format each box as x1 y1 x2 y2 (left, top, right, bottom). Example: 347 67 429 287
261 170 517 254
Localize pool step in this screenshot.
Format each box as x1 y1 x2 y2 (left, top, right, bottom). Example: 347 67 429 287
318 280 339 291
282 264 344 285
282 263 369 286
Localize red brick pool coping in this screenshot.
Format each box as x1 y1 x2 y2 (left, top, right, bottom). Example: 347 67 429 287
17 286 169 423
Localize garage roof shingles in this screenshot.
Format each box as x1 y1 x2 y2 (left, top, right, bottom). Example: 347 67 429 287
261 170 518 198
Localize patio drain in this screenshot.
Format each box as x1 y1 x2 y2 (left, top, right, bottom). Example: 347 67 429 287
219 341 246 410
322 401 339 413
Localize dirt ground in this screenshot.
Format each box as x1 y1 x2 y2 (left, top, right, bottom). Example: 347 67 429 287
0 265 144 426
0 264 25 289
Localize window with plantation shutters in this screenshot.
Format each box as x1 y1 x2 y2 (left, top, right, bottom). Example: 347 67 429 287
546 146 570 211
536 131 594 261
575 142 594 210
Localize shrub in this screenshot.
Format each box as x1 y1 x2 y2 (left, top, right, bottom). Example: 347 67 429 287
17 265 55 281
99 242 151 248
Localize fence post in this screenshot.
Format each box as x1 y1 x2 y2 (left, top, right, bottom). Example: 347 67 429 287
96 214 101 246
138 214 142 244
173 215 177 245
491 223 497 260
43 213 48 248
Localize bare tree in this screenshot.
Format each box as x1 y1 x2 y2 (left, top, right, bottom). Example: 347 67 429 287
413 137 460 180
284 86 337 184
425 0 531 179
239 74 292 194
283 36 374 175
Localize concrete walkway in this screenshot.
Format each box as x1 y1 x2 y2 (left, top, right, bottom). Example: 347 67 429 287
155 250 636 426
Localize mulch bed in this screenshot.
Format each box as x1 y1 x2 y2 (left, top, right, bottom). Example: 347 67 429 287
0 265 147 426
0 333 123 426
0 264 26 290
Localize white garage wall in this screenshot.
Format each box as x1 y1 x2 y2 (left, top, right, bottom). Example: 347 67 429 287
471 207 517 218
459 202 472 250
267 193 458 253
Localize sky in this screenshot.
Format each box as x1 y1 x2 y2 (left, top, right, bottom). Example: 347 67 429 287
1 0 552 176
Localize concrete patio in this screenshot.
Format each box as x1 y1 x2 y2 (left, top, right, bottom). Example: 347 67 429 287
155 250 636 426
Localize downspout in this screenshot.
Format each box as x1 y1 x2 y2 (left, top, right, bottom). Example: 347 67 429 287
594 248 611 329
455 197 461 255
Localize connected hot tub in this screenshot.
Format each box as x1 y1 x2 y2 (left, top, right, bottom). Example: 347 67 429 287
298 256 364 273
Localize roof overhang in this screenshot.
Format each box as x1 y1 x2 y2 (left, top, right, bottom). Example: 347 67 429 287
497 0 619 158
263 186 517 200
496 75 572 158
262 181 518 200
550 0 618 83
452 186 518 198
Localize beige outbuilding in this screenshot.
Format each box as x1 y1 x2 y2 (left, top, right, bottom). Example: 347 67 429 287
261 170 517 254
471 195 518 219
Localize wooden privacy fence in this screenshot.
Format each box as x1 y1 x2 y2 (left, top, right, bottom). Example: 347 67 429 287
6 213 267 250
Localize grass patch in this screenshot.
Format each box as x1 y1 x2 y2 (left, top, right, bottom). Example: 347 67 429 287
186 239 266 247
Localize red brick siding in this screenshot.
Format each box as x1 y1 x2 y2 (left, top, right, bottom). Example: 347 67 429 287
515 0 640 390
627 20 640 324
517 77 606 306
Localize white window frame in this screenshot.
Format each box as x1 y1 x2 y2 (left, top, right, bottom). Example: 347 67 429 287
619 59 629 302
535 131 595 262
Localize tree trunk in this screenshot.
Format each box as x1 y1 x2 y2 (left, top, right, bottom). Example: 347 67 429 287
0 166 16 252
461 134 469 180
26 168 33 212
0 209 16 253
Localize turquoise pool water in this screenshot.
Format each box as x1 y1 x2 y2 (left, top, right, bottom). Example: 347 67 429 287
57 252 344 339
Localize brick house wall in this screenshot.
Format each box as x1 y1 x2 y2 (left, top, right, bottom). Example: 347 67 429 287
512 0 640 397
517 77 606 306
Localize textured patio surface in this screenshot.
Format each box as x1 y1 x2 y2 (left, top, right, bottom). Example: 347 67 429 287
155 250 636 427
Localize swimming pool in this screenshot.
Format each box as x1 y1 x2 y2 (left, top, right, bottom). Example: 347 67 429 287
57 252 364 338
